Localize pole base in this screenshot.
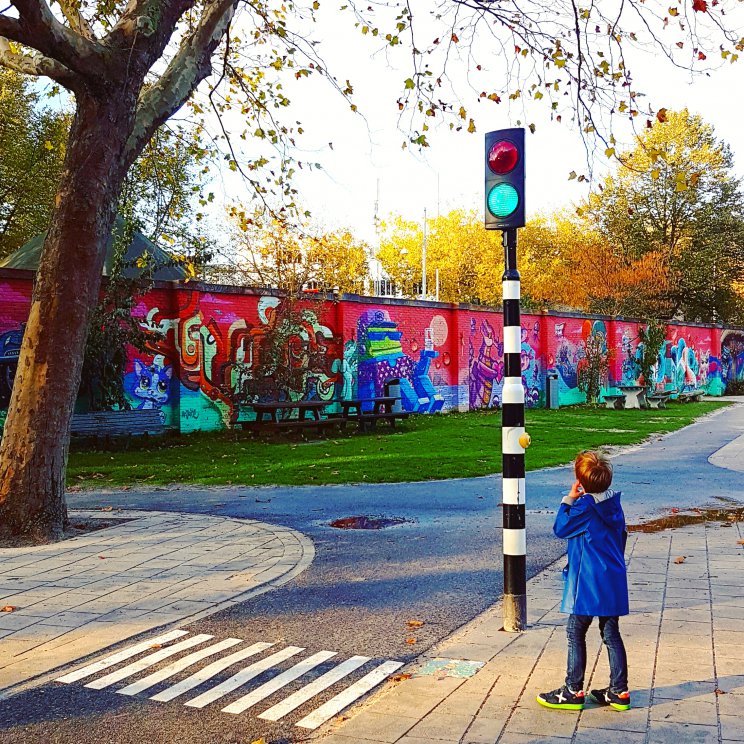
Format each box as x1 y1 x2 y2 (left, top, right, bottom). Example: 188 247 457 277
503 593 527 632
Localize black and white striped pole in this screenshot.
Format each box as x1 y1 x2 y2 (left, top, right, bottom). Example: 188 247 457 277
484 128 529 632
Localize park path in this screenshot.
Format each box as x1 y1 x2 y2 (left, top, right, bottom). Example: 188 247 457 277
318 517 744 744
0 511 313 694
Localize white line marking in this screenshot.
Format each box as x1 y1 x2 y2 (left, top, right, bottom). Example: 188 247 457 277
222 650 337 714
258 655 370 722
295 660 404 730
184 646 304 709
55 630 189 684
151 642 274 702
85 634 213 690
117 638 244 696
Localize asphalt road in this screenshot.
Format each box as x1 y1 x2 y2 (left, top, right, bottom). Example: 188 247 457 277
1 404 741 744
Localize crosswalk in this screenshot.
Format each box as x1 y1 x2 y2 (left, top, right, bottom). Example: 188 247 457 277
55 630 403 730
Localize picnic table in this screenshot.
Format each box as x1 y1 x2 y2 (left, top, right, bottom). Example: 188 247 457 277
238 400 334 436
332 396 409 431
618 385 647 409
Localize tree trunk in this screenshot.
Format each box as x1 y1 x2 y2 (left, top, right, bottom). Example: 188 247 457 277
0 93 134 542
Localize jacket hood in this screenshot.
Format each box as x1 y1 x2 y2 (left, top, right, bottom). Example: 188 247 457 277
590 489 625 530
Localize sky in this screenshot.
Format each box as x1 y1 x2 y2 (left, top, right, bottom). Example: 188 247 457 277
210 2 744 248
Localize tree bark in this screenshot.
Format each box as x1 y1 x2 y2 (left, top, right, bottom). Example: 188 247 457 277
0 91 135 542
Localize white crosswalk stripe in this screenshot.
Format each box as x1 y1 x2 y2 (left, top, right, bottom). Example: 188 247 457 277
117 638 244 696
222 650 337 714
151 642 274 702
86 634 214 690
54 631 404 729
184 645 305 709
258 655 371 722
295 660 405 730
55 630 189 684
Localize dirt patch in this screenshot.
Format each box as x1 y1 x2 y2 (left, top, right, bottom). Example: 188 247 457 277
629 506 744 534
0 515 134 548
329 515 413 530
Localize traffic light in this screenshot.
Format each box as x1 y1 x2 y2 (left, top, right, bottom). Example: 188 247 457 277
484 128 525 230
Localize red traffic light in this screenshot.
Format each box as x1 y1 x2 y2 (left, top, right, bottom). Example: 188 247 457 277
488 140 519 174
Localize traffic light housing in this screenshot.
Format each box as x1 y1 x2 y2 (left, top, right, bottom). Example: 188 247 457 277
485 128 525 230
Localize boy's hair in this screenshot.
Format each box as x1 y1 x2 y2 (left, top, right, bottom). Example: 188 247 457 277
575 450 613 493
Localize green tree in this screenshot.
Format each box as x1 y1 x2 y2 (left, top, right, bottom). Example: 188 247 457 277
0 0 740 542
582 109 744 322
0 69 68 258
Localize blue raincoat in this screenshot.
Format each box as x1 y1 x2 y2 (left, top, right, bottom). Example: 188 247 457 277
555 490 629 617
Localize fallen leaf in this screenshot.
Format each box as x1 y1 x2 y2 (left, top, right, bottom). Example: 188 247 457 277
98 556 107 560
715 688 727 695
737 540 744 545
670 507 679 513
100 506 113 512
1 606 18 613
149 644 163 650
405 638 417 645
674 556 686 564
250 739 267 744
392 673 412 682
406 620 425 629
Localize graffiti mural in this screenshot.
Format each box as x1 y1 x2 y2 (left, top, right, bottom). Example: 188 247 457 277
722 331 744 390
467 316 541 409
0 323 23 408
356 309 444 413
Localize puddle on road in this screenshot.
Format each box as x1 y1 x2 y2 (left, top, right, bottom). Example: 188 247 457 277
629 505 744 534
328 515 414 530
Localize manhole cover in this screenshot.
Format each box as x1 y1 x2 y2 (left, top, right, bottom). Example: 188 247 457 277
328 515 412 530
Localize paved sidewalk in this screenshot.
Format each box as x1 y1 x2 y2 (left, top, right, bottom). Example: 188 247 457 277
0 510 313 694
318 519 744 744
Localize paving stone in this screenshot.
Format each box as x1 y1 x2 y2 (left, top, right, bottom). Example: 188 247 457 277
408 713 474 740
646 721 720 744
332 712 418 743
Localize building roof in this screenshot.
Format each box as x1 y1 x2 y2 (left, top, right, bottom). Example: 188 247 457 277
0 218 189 281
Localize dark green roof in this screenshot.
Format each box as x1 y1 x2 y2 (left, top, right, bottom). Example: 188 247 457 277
0 218 189 280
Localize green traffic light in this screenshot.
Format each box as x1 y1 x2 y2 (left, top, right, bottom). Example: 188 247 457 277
487 183 519 218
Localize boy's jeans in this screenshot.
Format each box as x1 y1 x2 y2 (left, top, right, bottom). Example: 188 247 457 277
565 614 628 693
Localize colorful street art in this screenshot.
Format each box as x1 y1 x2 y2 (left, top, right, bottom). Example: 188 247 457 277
356 309 444 413
722 331 744 387
467 316 541 409
0 272 742 433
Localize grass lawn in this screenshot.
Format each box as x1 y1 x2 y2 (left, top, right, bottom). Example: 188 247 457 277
66 401 728 490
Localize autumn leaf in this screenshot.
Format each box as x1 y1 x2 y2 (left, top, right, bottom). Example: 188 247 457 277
467 119 476 134
656 108 668 123
451 33 459 43
736 540 744 545
674 556 686 564
406 619 425 628
698 51 707 60
405 637 417 645
1 606 18 613
668 6 679 15
692 0 707 11
392 673 412 682
149 644 163 650
250 739 267 744
715 688 727 695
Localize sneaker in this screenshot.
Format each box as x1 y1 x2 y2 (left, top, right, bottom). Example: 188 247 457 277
590 687 631 711
536 685 586 710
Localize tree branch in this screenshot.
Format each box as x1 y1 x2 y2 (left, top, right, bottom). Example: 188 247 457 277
124 0 236 164
3 0 107 80
0 36 81 89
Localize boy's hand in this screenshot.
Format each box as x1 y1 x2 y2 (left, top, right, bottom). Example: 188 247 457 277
567 480 584 500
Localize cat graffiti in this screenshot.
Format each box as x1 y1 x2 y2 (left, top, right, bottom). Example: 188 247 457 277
132 356 173 409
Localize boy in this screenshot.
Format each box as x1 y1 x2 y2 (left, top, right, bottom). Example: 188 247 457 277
537 450 630 712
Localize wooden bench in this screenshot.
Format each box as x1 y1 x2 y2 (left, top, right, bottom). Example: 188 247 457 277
357 411 410 431
602 394 626 410
70 409 165 438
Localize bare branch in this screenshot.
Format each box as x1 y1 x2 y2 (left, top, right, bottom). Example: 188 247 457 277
125 0 236 164
3 0 107 80
0 35 80 89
